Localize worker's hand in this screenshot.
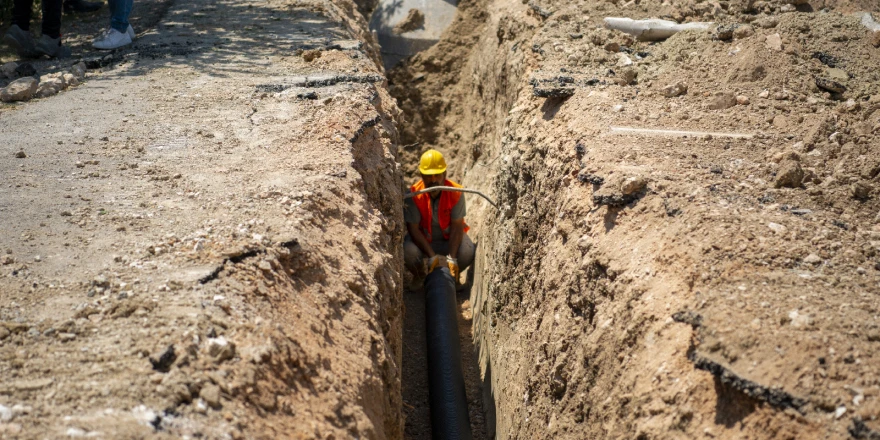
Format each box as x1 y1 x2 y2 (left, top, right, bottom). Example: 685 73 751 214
447 256 459 281
423 255 445 273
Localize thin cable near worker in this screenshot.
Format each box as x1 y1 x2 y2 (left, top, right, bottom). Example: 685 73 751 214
403 149 475 289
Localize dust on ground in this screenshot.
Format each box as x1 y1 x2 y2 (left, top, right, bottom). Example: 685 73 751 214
0 0 405 437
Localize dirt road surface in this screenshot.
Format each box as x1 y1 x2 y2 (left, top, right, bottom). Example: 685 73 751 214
1 0 405 437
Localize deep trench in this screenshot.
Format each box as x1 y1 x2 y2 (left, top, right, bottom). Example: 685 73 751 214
365 4 492 439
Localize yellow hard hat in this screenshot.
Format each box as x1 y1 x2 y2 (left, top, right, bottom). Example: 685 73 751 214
418 149 447 175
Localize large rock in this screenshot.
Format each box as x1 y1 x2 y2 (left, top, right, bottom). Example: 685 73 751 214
774 160 804 188
765 33 783 51
36 78 65 98
708 92 737 110
0 77 38 102
661 81 688 97
733 24 754 39
70 61 87 80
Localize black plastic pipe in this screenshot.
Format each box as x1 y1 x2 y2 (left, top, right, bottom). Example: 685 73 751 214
424 267 473 440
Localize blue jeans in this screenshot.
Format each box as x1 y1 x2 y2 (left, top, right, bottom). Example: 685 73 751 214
109 0 133 33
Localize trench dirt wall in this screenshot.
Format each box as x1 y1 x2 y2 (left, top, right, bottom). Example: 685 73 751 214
391 0 880 438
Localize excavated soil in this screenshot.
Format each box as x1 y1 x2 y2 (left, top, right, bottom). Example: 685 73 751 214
390 0 880 438
4 0 880 436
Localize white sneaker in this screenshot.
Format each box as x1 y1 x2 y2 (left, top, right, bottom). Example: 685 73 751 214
92 28 131 50
126 25 135 40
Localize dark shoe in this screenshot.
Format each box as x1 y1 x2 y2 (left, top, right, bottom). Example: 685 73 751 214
3 25 38 58
34 34 71 58
63 0 102 13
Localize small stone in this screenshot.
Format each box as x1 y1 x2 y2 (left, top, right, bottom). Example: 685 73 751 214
842 98 860 112
0 256 13 265
826 68 848 82
803 254 822 265
70 61 87 79
577 235 593 251
200 384 222 409
35 79 63 98
33 255 41 262
149 345 177 373
834 406 847 419
0 404 12 422
616 53 632 66
612 104 624 112
765 33 783 51
708 92 737 110
733 25 755 39
773 114 788 128
62 73 79 87
616 68 636 85
788 309 812 327
815 77 846 94
621 176 648 196
851 181 872 200
58 332 76 342
661 82 688 98
0 61 18 79
758 89 770 98
257 260 272 272
768 222 787 234
754 16 778 29
14 150 26 159
713 24 736 41
736 95 750 105
870 31 880 48
12 378 53 391
302 49 321 62
603 42 620 53
207 336 236 362
66 427 87 437
1 77 38 102
194 399 208 414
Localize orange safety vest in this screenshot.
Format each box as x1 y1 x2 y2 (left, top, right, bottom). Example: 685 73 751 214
410 179 470 243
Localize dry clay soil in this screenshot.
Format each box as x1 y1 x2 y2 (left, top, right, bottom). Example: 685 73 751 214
388 0 880 438
0 0 409 437
3 0 880 437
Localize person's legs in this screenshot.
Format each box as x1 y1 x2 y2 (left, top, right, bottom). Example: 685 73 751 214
40 0 64 38
108 0 133 33
5 0 37 57
456 233 475 270
11 0 34 30
94 0 132 49
403 236 427 276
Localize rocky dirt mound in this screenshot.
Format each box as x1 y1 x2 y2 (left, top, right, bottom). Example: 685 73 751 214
390 0 879 438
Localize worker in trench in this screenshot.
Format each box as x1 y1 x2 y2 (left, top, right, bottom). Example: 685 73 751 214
403 149 475 288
